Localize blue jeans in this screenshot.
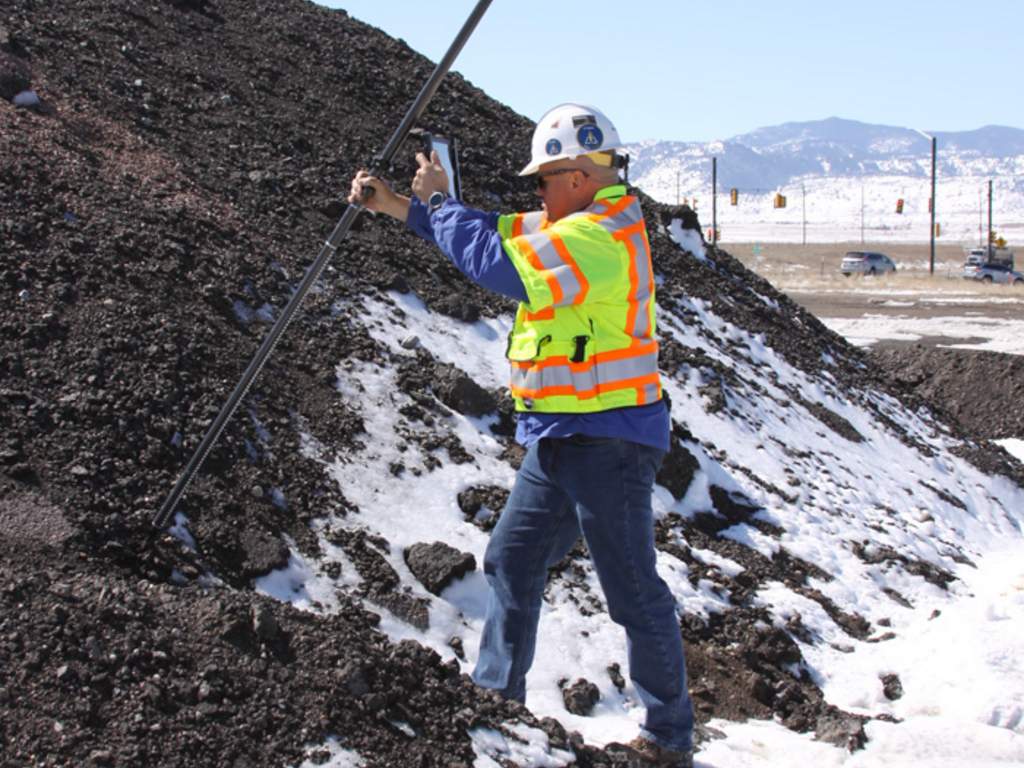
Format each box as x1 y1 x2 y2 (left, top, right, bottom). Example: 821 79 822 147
472 436 694 752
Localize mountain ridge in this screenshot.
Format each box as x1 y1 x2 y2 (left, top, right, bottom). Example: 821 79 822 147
626 117 1024 242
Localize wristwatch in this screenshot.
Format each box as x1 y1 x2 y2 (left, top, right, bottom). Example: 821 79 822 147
428 190 447 213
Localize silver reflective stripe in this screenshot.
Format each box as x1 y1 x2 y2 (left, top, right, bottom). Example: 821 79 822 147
511 348 658 394
515 230 585 306
520 211 546 234
592 206 637 234
640 382 660 404
511 361 598 394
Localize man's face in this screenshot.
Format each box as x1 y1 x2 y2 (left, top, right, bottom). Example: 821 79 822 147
534 161 590 222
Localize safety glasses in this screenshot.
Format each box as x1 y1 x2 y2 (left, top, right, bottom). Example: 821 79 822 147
535 167 589 191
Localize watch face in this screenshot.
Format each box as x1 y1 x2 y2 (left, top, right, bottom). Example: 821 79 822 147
429 191 446 211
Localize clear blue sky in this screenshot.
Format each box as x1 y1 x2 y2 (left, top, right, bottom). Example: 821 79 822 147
316 1 1022 143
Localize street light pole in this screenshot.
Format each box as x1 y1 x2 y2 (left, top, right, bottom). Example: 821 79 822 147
988 179 993 250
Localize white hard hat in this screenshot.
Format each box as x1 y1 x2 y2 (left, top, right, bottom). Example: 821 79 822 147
519 103 625 176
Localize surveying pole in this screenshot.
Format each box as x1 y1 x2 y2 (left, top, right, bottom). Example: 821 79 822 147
153 0 495 529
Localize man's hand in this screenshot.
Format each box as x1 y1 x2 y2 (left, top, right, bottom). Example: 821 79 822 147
411 150 450 203
348 170 410 222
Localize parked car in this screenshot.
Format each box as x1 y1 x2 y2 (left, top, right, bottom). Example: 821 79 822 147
840 251 897 276
962 261 1024 285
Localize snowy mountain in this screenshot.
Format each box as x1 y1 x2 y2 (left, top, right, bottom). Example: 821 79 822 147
627 118 1024 244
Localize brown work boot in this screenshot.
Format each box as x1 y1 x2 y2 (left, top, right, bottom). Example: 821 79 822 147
605 736 694 767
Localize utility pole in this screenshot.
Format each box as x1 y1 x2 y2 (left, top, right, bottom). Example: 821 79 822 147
979 186 984 246
801 182 806 246
988 179 993 252
711 156 717 246
929 135 936 275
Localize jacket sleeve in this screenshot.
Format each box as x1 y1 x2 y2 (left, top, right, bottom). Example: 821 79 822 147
406 196 528 302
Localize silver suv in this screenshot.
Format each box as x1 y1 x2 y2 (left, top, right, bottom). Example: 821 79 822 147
962 246 1020 284
840 251 896 276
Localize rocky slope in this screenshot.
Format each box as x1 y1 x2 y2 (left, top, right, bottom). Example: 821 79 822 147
2 1 1023 766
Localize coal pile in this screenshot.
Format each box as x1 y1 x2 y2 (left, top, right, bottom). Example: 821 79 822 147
2 1 1020 766
872 345 1024 441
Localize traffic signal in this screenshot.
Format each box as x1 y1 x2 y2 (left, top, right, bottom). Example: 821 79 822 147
773 193 786 209
896 198 904 214
730 188 738 206
935 223 941 237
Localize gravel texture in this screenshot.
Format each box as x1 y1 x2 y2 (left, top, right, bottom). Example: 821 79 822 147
2 1 1021 766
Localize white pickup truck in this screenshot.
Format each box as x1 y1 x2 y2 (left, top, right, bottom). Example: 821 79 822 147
963 247 1022 284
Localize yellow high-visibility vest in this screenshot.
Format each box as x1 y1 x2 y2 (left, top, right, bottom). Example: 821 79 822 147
498 185 661 413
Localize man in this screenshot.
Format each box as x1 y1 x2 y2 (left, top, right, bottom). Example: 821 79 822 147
349 104 694 767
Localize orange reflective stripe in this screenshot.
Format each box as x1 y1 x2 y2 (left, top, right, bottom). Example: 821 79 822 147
548 231 589 305
614 224 638 342
523 307 555 322
634 378 661 406
512 214 524 238
613 219 646 240
516 236 564 305
589 194 634 222
511 372 661 401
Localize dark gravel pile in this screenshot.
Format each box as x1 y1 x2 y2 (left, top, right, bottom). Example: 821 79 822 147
872 345 1024 441
2 1 1020 766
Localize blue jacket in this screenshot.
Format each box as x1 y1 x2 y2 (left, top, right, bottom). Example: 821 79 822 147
406 195 669 452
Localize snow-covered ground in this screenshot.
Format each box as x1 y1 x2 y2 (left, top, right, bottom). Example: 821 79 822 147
818 304 1024 356
245 243 1024 766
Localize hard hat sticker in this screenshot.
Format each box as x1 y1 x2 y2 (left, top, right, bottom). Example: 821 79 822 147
577 125 603 150
545 138 562 156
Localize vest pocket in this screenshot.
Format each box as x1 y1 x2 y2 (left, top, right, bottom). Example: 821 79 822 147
506 332 551 362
